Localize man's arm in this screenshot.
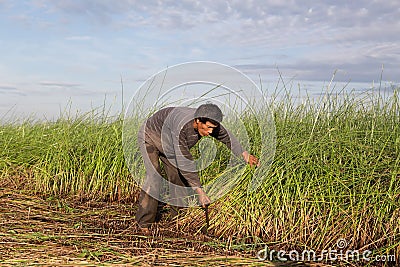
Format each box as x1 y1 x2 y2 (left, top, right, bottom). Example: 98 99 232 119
213 125 244 157
173 138 211 207
214 125 260 166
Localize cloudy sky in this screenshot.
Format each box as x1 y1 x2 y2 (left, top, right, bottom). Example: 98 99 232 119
0 0 399 119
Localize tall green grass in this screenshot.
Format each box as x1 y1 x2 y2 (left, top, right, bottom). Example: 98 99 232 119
181 87 400 262
0 109 133 201
1 86 399 263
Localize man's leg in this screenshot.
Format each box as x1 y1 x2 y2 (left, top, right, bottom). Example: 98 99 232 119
135 142 162 228
159 156 193 216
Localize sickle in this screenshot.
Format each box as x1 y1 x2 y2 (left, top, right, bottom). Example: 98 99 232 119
201 205 209 235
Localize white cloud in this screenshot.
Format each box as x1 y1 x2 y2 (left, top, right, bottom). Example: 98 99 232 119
50 0 400 82
21 1 399 47
39 81 81 88
65 35 93 41
0 85 25 96
3 1 400 90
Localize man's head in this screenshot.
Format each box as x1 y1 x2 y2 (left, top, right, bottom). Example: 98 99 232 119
193 103 223 136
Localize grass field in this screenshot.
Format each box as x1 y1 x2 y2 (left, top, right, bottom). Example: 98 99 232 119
1 86 399 266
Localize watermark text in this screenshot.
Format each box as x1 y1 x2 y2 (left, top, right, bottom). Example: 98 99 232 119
257 239 396 263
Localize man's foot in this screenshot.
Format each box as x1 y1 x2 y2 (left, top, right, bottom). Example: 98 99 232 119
169 206 181 219
138 227 151 236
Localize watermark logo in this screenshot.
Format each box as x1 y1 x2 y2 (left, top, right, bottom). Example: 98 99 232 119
122 61 276 207
257 238 396 263
336 238 347 249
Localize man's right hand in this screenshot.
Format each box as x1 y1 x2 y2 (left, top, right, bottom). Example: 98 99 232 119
195 187 211 208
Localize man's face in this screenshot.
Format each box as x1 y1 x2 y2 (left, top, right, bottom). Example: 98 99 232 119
195 119 218 137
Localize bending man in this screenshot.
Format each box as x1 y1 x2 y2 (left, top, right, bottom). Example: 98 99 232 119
135 103 258 233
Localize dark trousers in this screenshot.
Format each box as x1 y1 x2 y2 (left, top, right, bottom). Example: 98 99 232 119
135 140 192 228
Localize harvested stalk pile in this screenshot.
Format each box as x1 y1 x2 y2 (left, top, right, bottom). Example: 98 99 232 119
0 188 282 266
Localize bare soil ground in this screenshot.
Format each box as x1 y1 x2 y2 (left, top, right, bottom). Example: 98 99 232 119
0 187 332 266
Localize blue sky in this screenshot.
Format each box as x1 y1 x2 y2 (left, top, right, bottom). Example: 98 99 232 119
1 0 399 119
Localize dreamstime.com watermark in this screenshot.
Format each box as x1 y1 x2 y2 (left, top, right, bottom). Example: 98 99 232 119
257 238 396 263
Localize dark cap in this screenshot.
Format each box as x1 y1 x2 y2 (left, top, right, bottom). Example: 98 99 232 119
194 103 223 123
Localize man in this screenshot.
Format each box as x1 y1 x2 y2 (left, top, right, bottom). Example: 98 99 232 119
135 103 259 234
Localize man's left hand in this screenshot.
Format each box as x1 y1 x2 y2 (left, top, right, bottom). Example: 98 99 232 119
242 151 260 167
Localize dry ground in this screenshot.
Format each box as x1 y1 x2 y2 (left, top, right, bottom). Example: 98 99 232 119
0 186 334 266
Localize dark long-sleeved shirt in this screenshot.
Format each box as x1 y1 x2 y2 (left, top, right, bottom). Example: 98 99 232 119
140 107 244 188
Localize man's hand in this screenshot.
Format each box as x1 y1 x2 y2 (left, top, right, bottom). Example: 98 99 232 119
195 187 211 208
242 151 260 167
